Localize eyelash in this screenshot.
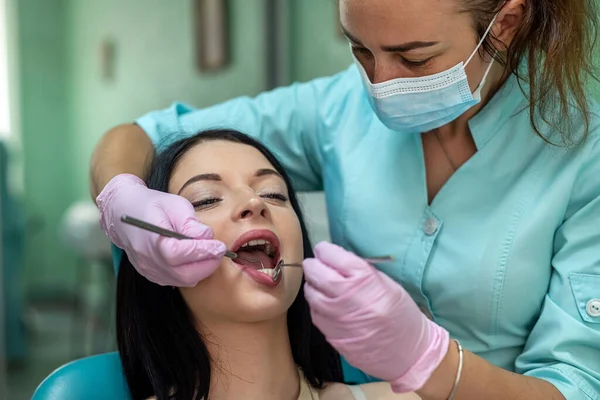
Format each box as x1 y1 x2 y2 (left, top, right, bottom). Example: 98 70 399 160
191 192 289 210
352 47 372 56
192 198 221 209
262 192 288 201
352 47 432 68
401 57 432 67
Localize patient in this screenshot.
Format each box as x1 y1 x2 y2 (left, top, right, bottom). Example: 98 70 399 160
116 130 419 400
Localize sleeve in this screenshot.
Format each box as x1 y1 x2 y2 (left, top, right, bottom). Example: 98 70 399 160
111 243 123 275
136 66 357 192
514 137 600 400
342 356 382 385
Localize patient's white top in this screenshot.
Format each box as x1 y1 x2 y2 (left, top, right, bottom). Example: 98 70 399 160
347 385 368 400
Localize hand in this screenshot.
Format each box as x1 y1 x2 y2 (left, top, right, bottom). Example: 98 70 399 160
302 242 450 393
96 174 227 287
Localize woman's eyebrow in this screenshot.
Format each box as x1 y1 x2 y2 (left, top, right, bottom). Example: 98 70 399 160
177 169 282 194
381 41 439 52
341 24 439 52
341 25 363 45
254 168 283 179
177 173 221 195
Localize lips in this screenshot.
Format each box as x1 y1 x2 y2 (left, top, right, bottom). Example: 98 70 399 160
230 229 282 287
231 229 281 270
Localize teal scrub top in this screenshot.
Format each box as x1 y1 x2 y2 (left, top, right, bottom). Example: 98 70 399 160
116 64 600 398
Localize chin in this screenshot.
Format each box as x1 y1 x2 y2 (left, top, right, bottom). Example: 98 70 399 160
241 287 297 316
181 266 302 323
232 300 290 323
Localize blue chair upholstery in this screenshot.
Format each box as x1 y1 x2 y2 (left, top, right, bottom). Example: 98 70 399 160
32 352 132 400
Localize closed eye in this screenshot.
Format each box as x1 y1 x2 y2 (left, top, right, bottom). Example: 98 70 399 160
352 46 372 56
353 47 369 53
400 56 433 67
192 197 222 210
261 192 288 202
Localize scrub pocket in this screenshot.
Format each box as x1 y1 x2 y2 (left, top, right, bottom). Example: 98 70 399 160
569 273 600 324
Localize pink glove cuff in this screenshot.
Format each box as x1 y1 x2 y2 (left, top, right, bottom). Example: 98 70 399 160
390 320 451 393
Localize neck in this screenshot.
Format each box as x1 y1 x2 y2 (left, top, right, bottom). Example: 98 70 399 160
435 62 508 139
201 315 300 400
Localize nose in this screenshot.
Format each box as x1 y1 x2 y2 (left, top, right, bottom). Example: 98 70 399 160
371 61 402 84
232 189 271 222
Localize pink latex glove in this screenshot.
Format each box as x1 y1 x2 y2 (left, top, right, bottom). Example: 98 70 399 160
303 242 450 393
96 174 227 287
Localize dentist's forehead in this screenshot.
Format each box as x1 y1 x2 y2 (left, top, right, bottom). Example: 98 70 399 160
339 0 465 44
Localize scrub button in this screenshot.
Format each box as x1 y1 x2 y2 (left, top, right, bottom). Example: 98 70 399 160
586 299 600 317
424 218 438 236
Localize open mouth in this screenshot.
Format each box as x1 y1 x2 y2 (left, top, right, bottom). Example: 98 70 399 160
230 230 281 278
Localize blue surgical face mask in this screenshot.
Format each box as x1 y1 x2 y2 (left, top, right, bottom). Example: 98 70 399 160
354 16 498 133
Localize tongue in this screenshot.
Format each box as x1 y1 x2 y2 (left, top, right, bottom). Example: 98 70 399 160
235 250 274 269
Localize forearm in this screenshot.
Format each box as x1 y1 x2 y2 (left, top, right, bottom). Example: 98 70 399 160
417 341 564 400
89 123 155 200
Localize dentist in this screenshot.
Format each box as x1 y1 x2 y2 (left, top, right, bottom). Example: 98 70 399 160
92 0 600 398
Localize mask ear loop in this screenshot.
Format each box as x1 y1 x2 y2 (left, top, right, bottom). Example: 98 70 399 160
472 50 498 98
465 13 500 67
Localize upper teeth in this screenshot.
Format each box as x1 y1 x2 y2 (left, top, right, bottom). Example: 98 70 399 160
239 239 275 256
241 239 269 247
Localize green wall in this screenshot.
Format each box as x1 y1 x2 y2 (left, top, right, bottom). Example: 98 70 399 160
67 0 268 198
290 0 352 82
17 0 75 295
66 0 352 199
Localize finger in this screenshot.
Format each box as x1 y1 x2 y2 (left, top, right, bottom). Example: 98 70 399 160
179 217 215 240
302 258 350 298
303 281 341 318
159 237 226 266
172 259 222 287
313 241 372 277
128 255 173 287
152 195 213 238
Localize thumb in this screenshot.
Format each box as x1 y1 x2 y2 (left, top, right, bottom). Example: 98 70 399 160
302 258 349 298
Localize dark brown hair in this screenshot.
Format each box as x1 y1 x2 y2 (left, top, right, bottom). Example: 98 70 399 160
463 0 599 146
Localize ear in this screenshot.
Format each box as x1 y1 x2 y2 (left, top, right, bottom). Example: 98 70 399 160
490 0 525 51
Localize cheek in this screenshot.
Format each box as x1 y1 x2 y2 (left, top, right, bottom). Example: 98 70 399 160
194 209 228 240
291 218 303 252
278 213 304 261
178 259 244 318
282 267 304 304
